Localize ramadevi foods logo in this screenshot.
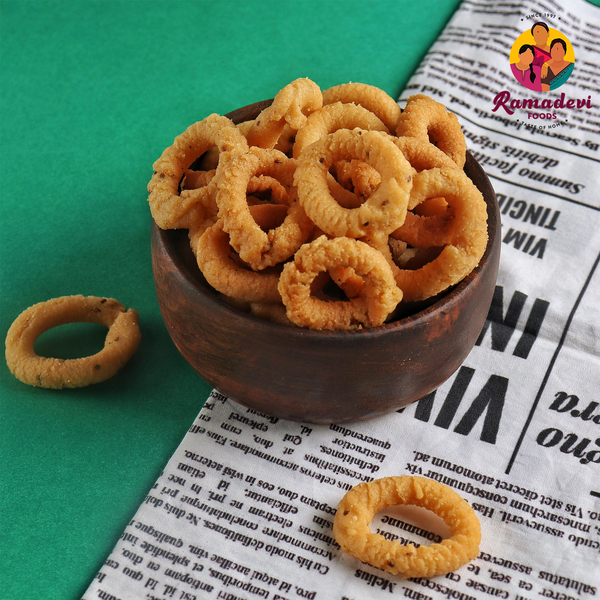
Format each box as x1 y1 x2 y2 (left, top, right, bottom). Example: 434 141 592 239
510 21 574 92
490 18 593 130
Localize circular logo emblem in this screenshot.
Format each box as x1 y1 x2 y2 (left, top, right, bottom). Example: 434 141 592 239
509 21 575 92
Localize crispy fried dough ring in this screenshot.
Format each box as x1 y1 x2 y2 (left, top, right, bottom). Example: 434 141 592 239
148 114 248 229
295 129 413 238
391 208 455 248
333 475 481 578
393 168 488 302
326 173 364 209
191 219 282 303
216 147 313 270
322 83 402 132
396 96 466 169
246 175 290 205
391 136 459 210
5 296 141 389
278 236 402 330
335 159 382 200
293 102 388 158
246 78 322 149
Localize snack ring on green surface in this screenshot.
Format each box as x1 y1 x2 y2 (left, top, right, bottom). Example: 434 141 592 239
5 295 141 389
333 475 481 578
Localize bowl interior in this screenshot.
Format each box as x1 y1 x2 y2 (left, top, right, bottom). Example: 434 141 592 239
151 100 501 422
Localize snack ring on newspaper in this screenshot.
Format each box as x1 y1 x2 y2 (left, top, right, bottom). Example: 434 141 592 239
216 147 314 270
190 218 282 304
293 101 389 158
322 82 402 132
393 168 488 302
396 95 466 168
333 475 481 578
5 296 141 389
294 129 413 238
246 78 323 149
148 114 248 229
278 236 402 330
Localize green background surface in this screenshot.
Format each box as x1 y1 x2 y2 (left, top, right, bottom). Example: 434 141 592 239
2 2 596 599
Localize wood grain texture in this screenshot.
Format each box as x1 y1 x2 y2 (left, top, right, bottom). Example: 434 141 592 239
151 101 501 423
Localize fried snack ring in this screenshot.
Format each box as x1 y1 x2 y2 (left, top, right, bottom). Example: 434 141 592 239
327 173 364 209
278 236 402 330
335 159 382 199
274 123 297 155
295 129 413 238
5 296 141 389
393 168 488 302
148 114 248 229
360 229 400 276
322 83 401 132
293 102 388 158
246 175 290 205
216 147 313 270
333 475 481 578
391 207 455 248
391 136 459 210
198 119 253 170
396 95 466 169
246 78 322 149
191 219 282 304
182 169 219 216
183 168 216 190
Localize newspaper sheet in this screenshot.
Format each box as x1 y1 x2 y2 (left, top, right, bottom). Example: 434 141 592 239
84 0 600 598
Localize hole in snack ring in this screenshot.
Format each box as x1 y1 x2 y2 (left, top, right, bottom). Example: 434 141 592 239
5 295 141 389
294 129 412 239
34 322 110 360
333 475 481 578
371 503 453 543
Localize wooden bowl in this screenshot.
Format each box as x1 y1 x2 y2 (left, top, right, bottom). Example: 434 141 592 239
152 101 501 424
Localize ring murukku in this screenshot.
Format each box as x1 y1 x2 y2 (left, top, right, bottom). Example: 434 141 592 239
333 475 481 578
5 296 141 389
148 114 248 230
274 123 297 156
215 147 314 270
295 129 413 238
392 167 488 302
335 159 382 200
293 101 388 158
246 78 323 149
322 83 402 132
396 96 466 169
278 236 402 330
191 219 282 304
391 207 455 248
246 175 290 206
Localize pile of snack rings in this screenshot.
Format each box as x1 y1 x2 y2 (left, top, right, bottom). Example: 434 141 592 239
148 79 488 331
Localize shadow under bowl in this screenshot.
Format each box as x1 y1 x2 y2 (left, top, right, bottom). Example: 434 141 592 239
151 100 501 424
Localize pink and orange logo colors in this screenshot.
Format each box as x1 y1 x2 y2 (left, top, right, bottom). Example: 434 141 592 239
509 21 575 93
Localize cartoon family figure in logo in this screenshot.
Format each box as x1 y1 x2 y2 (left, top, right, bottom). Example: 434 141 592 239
510 22 574 92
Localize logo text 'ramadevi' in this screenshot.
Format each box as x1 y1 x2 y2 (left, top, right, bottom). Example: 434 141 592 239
492 91 592 115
